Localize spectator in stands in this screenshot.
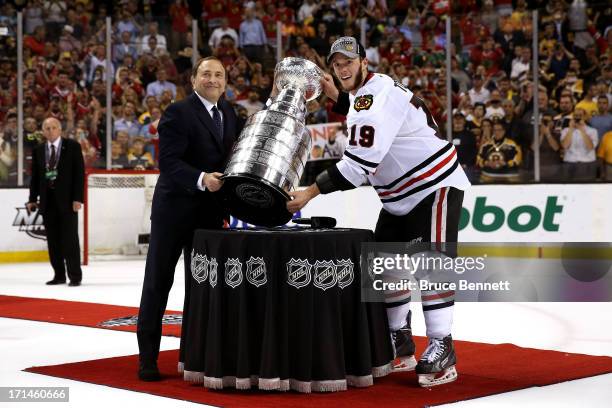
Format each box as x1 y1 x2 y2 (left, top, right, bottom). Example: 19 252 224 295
469 102 486 129
554 93 575 136
113 31 138 66
214 35 240 68
236 90 264 117
115 8 141 41
481 118 493 146
485 90 505 119
589 96 612 142
139 95 160 125
466 74 490 105
43 0 67 40
140 107 162 138
501 99 520 137
519 88 558 169
452 111 478 182
575 84 599 119
127 137 154 170
309 22 330 57
111 140 129 169
25 0 45 34
0 116 17 185
58 25 82 54
24 25 46 56
159 89 175 111
140 22 167 55
143 36 167 59
209 17 239 51
115 130 130 152
114 102 141 138
239 6 268 64
477 120 522 183
168 0 190 52
561 108 599 180
146 68 177 100
510 46 531 80
305 99 328 125
598 130 612 181
87 44 114 84
538 113 563 181
298 0 319 23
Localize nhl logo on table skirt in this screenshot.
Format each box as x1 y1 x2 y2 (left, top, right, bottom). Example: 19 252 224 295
225 258 243 288
191 250 209 284
287 258 312 289
336 259 354 289
209 257 218 288
313 260 338 291
246 256 267 287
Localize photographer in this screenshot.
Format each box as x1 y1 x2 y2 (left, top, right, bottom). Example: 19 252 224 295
561 108 599 181
539 114 562 181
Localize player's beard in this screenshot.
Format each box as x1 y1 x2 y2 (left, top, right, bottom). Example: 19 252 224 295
341 67 364 93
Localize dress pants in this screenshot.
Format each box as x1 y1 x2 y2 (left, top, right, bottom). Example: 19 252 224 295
43 189 82 282
137 213 223 363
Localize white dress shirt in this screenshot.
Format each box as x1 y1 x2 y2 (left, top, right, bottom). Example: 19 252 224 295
194 91 223 191
47 137 62 167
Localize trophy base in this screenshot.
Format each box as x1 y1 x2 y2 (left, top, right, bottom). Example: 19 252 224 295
221 173 293 227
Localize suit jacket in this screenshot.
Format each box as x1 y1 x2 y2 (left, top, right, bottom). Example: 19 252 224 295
152 93 242 226
29 138 85 214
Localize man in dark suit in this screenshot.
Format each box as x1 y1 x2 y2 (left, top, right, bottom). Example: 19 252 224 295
27 117 85 286
137 57 242 381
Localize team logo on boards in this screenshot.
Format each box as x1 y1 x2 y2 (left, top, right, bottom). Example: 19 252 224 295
246 256 267 287
336 259 354 289
354 95 373 111
286 258 312 289
225 258 243 289
191 250 209 284
12 207 46 240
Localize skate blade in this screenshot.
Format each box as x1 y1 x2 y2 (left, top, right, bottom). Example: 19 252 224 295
392 355 417 372
418 365 457 387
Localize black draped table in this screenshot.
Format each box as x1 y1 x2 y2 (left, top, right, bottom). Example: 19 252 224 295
178 228 394 393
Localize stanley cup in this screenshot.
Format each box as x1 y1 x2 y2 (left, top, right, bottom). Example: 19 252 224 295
221 58 323 227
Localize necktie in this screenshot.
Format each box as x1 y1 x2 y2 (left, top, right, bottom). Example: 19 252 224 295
49 144 57 169
212 106 223 142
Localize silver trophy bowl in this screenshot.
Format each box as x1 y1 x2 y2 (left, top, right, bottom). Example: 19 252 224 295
221 58 323 226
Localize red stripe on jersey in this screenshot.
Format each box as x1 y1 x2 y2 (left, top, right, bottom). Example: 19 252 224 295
378 149 457 197
421 290 454 301
385 290 412 299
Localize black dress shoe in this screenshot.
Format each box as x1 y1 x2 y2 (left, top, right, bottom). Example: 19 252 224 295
46 279 66 285
68 281 81 287
138 361 161 382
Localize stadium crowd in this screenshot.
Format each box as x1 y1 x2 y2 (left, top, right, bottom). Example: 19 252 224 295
0 0 610 186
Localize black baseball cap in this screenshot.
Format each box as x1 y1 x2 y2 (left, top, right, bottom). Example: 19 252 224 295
327 36 366 64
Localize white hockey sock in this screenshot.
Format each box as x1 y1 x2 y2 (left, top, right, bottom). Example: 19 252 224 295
424 305 454 338
387 303 411 331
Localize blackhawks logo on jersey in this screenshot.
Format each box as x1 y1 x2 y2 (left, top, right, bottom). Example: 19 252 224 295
354 94 373 111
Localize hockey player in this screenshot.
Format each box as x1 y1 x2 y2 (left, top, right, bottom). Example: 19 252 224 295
286 37 471 387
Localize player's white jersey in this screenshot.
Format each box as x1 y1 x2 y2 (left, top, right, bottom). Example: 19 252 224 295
336 73 470 216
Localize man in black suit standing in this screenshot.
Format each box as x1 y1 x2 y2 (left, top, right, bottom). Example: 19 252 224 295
27 117 85 286
137 57 242 381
